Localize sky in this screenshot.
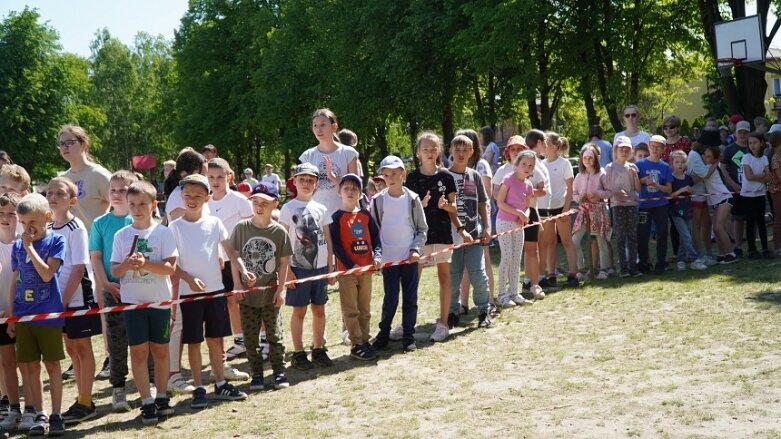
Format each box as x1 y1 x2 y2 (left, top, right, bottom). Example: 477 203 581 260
0 0 189 57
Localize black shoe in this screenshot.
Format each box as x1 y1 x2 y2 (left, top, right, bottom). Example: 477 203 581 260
653 262 666 275
140 403 157 425
762 250 773 258
638 263 652 274
720 253 738 264
48 414 64 436
733 247 744 257
62 364 74 380
273 373 290 389
618 268 630 278
290 351 315 370
538 277 554 289
350 343 376 361
748 251 761 259
478 311 491 328
522 281 531 292
62 401 96 424
564 275 580 288
311 347 334 367
447 312 459 329
154 397 174 416
372 336 389 351
630 269 643 278
190 387 208 409
488 302 499 318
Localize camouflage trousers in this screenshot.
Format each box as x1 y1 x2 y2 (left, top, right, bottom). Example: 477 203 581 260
103 290 154 387
239 303 284 376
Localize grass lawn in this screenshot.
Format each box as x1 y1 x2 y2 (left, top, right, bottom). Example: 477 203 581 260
17 245 781 438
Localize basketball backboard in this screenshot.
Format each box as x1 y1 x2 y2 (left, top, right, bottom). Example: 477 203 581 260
714 15 765 65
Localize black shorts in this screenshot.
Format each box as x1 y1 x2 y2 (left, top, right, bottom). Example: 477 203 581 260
731 194 747 219
221 260 234 293
64 306 103 340
537 207 564 217
0 324 14 346
181 291 230 344
524 208 541 242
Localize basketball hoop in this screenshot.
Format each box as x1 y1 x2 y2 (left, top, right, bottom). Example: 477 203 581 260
717 57 742 77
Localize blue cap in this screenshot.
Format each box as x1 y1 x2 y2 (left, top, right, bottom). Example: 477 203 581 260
379 155 405 170
179 174 211 194
250 182 279 200
339 173 363 191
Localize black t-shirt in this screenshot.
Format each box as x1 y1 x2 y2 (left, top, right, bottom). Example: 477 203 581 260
404 169 457 245
721 142 747 185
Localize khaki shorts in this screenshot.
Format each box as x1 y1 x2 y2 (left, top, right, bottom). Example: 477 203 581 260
15 323 65 363
423 244 453 267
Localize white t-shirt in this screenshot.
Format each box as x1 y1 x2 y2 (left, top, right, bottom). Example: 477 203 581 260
278 198 331 270
529 156 550 208
298 144 359 217
0 241 13 313
166 185 212 223
613 131 650 147
260 173 281 189
209 190 252 234
492 163 513 188
52 217 95 308
379 191 414 262
169 215 228 295
741 154 769 197
542 156 574 209
111 222 178 306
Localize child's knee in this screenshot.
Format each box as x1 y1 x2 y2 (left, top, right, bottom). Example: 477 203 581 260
311 305 325 318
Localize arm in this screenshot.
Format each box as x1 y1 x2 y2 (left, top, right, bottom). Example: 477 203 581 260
742 163 767 182
445 192 472 243
496 183 527 222
61 265 86 307
572 175 583 203
142 256 177 276
329 220 360 269
23 244 62 283
408 197 429 260
478 201 490 241
174 265 204 293
719 162 741 191
563 177 574 211
273 256 289 307
481 175 492 198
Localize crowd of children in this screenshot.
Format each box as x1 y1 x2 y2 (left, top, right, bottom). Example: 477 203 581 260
0 105 778 434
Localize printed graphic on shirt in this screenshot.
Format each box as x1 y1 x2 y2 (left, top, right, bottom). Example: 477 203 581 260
731 150 745 184
290 206 326 269
131 238 152 280
349 217 369 255
316 161 342 192
74 180 86 199
243 236 277 275
455 176 479 234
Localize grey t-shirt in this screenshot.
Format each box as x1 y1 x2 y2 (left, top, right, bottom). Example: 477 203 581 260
299 144 359 217
230 220 292 308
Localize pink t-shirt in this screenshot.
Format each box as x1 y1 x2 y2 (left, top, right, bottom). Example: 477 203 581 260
497 172 534 221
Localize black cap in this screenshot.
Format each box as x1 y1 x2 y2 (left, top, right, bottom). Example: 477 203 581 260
697 128 721 147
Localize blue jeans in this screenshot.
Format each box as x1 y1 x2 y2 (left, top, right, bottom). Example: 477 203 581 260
379 263 419 345
669 215 699 262
449 245 490 314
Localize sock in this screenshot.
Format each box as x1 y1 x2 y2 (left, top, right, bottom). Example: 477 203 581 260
234 334 244 344
215 380 226 388
36 410 47 417
142 397 154 406
24 405 34 412
78 395 92 406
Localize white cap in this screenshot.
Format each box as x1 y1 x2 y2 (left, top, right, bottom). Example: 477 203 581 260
649 135 666 145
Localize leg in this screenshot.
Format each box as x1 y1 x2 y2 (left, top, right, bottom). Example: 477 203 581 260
637 209 651 268
205 338 224 383
571 226 586 271
72 338 96 403
187 344 202 386
540 218 556 277
465 246 490 312
150 343 170 394
129 344 151 400
64 336 81 397
613 207 629 270
482 246 495 302
43 361 62 414
240 305 264 376
653 206 669 265
596 235 611 270
260 307 285 375
310 304 326 348
0 345 18 404
772 191 781 251
399 263 420 345
168 303 183 377
356 273 373 344
104 291 129 389
289 306 307 352
713 204 733 255
555 216 578 275
449 248 466 315
496 218 518 301
379 266 402 335
338 275 361 345
19 362 43 411
459 270 470 309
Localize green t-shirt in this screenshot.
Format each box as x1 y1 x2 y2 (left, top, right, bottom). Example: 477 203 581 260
89 212 133 283
230 219 292 307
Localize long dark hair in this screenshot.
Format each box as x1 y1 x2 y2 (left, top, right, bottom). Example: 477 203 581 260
163 148 207 200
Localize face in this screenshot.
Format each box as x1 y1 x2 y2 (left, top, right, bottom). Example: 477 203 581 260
581 153 596 170
544 139 558 156
515 156 536 179
18 211 50 241
649 142 664 159
662 121 678 136
180 184 209 213
672 156 687 173
417 139 440 164
380 168 405 188
109 180 130 209
0 203 17 233
338 181 361 202
57 132 84 161
634 149 649 162
127 193 156 222
0 177 25 195
46 181 75 213
736 130 748 143
705 120 717 129
506 144 524 162
703 149 716 164
312 116 337 143
163 164 174 178
623 107 639 126
265 166 273 175
748 136 764 155
251 197 276 217
615 145 631 161
207 168 229 194
294 175 318 196
451 143 473 165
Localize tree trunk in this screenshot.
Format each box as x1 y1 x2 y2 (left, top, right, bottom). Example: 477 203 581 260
581 74 599 126
409 118 419 169
441 100 454 145
487 70 497 132
376 123 388 159
473 78 486 127
527 97 540 129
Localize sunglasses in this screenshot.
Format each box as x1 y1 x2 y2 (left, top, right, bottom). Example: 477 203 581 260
663 125 677 130
624 113 638 118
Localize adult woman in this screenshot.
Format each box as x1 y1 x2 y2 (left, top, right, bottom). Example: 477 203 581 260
613 105 650 147
661 115 692 164
58 125 111 231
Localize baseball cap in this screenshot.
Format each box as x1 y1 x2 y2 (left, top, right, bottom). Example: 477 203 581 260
506 135 525 148
736 120 751 132
236 182 251 193
294 162 319 178
379 155 405 170
178 174 211 194
649 135 667 145
613 135 632 148
769 124 781 133
697 128 722 147
339 173 363 191
718 125 729 132
251 182 279 201
728 114 744 124
243 168 253 175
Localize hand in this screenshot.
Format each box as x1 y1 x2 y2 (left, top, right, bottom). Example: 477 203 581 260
481 228 491 243
105 282 121 299
188 278 206 293
171 306 177 323
327 267 337 286
272 291 285 307
235 292 246 301
517 211 529 226
241 271 256 288
408 251 420 263
287 270 297 288
373 259 383 271
460 229 474 244
21 231 34 248
421 190 431 208
437 194 448 210
6 323 15 338
128 252 145 270
324 156 334 179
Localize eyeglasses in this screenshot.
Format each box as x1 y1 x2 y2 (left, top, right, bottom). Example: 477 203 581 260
56 139 80 150
624 113 638 118
663 125 677 130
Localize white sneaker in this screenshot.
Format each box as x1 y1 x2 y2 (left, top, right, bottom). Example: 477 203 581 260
111 387 131 412
596 271 608 280
388 325 403 341
168 373 195 394
0 410 19 430
512 295 534 306
223 363 250 381
676 261 687 271
430 323 450 342
690 261 707 270
606 268 616 276
341 330 351 346
225 343 246 361
530 285 545 299
498 297 516 308
18 410 36 430
703 255 718 266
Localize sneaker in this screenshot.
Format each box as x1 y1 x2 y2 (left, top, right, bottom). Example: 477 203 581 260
48 414 64 436
341 330 351 346
61 364 74 380
522 281 531 292
214 382 247 401
606 267 616 276
28 413 47 436
154 397 174 416
18 409 36 430
596 271 608 280
630 269 643 277
260 336 270 361
96 357 111 380
564 275 581 287
249 374 265 391
0 410 19 430
539 276 557 289
225 342 247 361
140 403 157 425
676 261 687 271
447 313 459 329
488 302 499 318
430 323 450 342
733 247 744 257
403 341 417 352
478 312 491 328
512 295 534 306
498 297 516 308
720 253 738 264
191 387 207 409
530 285 545 299
62 402 95 424
763 250 773 258
111 387 131 412
653 262 666 275
619 269 630 278
350 343 376 360
223 363 250 381
168 373 195 394
388 325 404 341
291 351 315 370
703 255 718 266
311 347 334 367
372 336 389 351
748 251 761 260
690 261 707 270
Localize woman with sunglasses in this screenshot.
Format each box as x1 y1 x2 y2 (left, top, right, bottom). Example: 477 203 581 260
660 115 692 164
613 105 650 147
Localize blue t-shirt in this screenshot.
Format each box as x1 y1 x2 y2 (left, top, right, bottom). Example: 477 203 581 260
11 233 66 326
636 158 672 208
89 212 133 283
671 174 694 219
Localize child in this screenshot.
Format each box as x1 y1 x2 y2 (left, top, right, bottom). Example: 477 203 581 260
403 132 458 342
495 150 536 306
299 108 359 217
111 181 177 425
9 193 66 436
632 143 649 163
742 132 771 258
330 174 381 358
445 135 492 328
370 156 428 351
0 193 22 432
768 131 781 255
604 136 642 277
168 174 247 409
700 145 737 264
522 130 552 298
688 130 718 266
207 158 253 363
278 163 333 369
572 145 612 279
228 183 292 390
0 164 30 196
669 151 707 270
46 178 102 424
636 136 673 274
89 171 142 412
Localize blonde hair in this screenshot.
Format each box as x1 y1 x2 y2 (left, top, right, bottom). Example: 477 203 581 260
0 164 30 192
110 170 140 186
48 176 78 198
208 157 232 173
58 125 91 149
127 181 157 202
16 193 50 216
670 150 688 162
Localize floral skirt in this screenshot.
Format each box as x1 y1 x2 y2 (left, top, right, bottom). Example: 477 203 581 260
572 202 612 236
